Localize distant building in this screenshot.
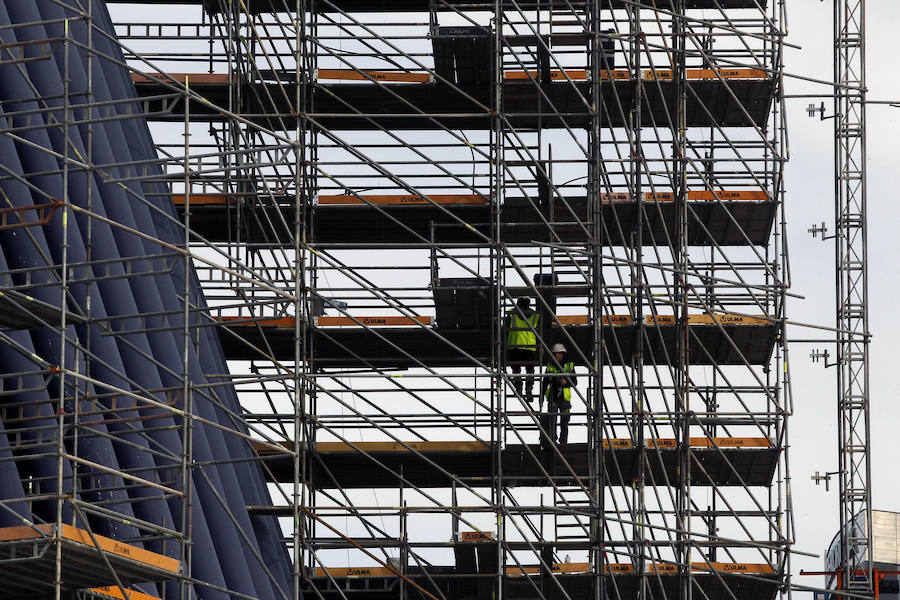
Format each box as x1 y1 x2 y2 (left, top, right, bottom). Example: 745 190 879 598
823 510 900 598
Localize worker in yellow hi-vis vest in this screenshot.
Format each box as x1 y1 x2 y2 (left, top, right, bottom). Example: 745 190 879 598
541 343 577 444
505 296 540 403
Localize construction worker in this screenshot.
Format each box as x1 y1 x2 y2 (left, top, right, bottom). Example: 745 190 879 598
506 296 540 402
542 343 576 444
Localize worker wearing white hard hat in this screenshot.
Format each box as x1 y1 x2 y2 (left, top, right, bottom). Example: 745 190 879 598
541 343 576 444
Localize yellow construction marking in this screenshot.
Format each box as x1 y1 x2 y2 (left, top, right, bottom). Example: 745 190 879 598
602 314 632 326
687 190 769 201
172 194 230 206
689 437 773 448
643 69 675 80
255 437 770 456
314 566 395 577
648 192 675 202
552 315 629 326
510 562 772 576
316 441 490 453
317 69 431 83
600 191 675 203
606 437 772 450
318 194 488 206
460 530 494 542
310 562 776 579
506 562 591 575
544 314 769 327
602 190 767 203
686 68 767 80
687 314 771 325
599 192 633 203
504 69 588 81
315 316 432 327
217 316 296 328
605 562 774 575
645 314 771 326
554 315 589 326
645 314 676 326
130 73 230 84
692 562 775 574
602 439 634 449
643 68 767 81
605 563 635 574
646 438 678 448
600 70 631 80
649 563 679 575
87 588 161 600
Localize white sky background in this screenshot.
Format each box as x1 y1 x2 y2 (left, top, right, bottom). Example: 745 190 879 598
107 0 900 588
784 0 900 586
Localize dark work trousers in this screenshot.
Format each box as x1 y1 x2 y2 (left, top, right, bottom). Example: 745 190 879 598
548 397 571 444
507 348 537 400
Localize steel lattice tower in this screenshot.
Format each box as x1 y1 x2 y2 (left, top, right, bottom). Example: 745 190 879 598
834 0 872 593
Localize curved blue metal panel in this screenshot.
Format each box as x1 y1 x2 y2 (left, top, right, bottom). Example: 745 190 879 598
0 2 294 598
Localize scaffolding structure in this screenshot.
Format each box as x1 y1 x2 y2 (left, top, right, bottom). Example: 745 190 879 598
0 0 795 598
833 0 872 593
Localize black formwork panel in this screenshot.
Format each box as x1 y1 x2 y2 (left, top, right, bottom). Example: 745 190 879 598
309 446 494 488
554 324 778 367
260 442 779 488
500 443 780 488
182 202 297 244
315 204 492 245
176 198 776 247
217 323 777 366
301 571 780 600
433 27 493 85
498 197 776 246
134 79 775 130
433 278 495 330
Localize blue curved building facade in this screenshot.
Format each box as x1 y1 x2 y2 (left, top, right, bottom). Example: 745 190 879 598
0 2 293 598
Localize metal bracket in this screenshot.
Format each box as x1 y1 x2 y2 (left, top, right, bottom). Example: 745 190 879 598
811 470 839 492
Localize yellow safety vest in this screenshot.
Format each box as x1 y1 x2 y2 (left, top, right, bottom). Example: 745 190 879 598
507 311 539 350
545 361 575 404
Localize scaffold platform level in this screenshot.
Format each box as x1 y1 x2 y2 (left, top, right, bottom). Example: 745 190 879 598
81 587 161 600
256 440 780 487
217 318 778 366
174 194 776 247
0 524 180 598
314 562 777 576
108 0 769 12
302 567 781 600
0 289 87 329
131 76 775 129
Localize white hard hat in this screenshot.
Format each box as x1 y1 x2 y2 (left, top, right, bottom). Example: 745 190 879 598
551 343 566 354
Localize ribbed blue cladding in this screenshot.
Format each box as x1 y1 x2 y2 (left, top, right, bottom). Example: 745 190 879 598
0 2 294 599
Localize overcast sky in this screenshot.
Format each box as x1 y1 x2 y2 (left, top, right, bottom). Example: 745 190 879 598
781 0 900 584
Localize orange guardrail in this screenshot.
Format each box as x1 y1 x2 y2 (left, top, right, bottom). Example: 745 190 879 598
504 69 588 81
644 68 767 81
316 316 432 327
319 194 488 206
603 437 773 450
645 314 771 326
317 69 432 83
131 72 230 84
316 441 490 453
0 524 180 573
